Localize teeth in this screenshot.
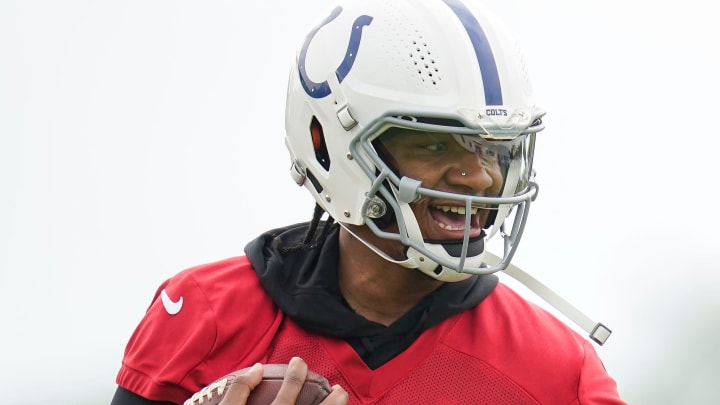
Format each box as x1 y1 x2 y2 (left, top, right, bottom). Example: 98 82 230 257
437 222 465 231
435 205 478 215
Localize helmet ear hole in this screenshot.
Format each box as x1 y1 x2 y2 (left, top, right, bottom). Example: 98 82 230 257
310 117 331 171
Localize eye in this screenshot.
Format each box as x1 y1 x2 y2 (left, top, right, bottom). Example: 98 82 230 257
424 142 447 152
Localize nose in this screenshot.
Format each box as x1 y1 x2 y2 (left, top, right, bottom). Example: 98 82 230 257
444 150 498 195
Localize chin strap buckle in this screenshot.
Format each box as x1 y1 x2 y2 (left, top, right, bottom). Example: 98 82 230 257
590 323 612 345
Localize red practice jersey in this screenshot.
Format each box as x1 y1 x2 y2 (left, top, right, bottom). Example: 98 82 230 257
116 256 624 404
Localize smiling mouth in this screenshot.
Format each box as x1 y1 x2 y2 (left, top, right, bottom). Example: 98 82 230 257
430 204 482 233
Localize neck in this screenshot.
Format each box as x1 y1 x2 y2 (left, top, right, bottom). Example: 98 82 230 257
337 226 443 326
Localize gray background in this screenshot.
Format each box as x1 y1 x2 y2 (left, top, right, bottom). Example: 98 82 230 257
1 0 718 403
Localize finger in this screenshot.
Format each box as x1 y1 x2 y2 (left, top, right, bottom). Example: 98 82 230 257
270 357 308 405
218 363 264 405
319 384 349 405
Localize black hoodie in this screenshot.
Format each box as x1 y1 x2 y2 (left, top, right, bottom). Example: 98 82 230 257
244 221 498 369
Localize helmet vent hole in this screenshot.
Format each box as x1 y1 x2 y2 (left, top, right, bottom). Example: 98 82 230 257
408 36 441 87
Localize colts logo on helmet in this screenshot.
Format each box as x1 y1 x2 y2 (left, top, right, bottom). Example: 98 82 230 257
298 6 373 99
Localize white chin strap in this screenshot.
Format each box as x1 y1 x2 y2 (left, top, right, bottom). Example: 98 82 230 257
483 251 612 345
336 221 418 268
338 196 477 283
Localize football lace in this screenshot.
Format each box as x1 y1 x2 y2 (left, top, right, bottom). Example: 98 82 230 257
183 377 229 405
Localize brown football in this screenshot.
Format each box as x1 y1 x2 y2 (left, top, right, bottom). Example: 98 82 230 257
183 364 331 405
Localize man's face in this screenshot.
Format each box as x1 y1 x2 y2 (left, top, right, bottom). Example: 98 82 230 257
376 129 506 242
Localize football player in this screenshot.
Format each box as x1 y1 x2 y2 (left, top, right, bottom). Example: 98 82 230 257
112 0 625 403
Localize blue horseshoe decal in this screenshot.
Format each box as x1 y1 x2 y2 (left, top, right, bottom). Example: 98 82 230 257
298 6 373 99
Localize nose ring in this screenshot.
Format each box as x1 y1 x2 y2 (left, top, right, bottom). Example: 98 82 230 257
461 171 467 176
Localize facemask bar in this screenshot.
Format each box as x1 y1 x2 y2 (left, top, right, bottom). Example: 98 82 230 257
364 174 536 275
351 113 540 275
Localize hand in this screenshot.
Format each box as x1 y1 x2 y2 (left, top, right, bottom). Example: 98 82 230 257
218 357 348 405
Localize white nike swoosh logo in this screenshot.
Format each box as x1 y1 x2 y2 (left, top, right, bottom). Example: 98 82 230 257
160 289 183 315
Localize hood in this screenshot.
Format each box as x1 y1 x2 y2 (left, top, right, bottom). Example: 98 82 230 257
244 221 498 339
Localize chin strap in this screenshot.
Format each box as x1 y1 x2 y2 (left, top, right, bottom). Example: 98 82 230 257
336 222 418 268
484 251 612 345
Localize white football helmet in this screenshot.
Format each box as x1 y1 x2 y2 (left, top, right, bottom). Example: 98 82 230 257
285 0 545 282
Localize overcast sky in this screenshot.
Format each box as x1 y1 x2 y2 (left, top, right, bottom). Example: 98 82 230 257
1 0 719 403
